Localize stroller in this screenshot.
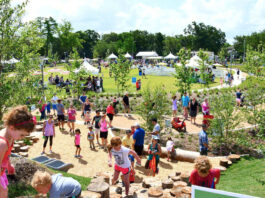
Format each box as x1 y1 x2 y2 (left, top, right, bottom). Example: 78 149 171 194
171 117 186 132
203 115 214 127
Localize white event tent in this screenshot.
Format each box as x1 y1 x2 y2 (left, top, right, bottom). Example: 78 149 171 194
164 52 177 59
186 55 209 68
136 51 158 58
124 52 132 58
75 60 99 75
107 53 118 59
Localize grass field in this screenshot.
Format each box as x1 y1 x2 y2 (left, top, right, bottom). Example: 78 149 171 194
42 64 220 100
217 156 265 197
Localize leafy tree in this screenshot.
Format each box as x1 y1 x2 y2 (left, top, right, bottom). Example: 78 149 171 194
163 36 181 55
77 29 99 58
93 40 109 58
244 44 264 76
136 84 170 131
198 49 211 88
184 21 226 54
109 56 131 92
174 48 193 94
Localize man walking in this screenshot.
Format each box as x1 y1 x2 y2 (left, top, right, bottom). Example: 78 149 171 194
57 99 65 131
122 92 130 116
133 123 145 156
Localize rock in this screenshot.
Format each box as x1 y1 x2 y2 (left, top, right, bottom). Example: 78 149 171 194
173 181 187 188
162 178 173 189
180 172 190 184
19 152 28 157
228 154 240 162
20 146 29 152
170 186 183 197
81 191 101 198
142 178 162 188
215 166 227 172
87 181 109 198
147 187 163 197
181 186 191 194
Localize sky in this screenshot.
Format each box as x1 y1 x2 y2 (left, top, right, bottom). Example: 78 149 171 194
14 0 265 44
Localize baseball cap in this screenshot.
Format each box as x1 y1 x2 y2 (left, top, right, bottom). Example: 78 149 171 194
133 122 140 127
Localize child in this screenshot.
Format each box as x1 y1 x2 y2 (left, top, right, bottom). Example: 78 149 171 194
220 77 223 87
31 170 81 197
108 137 141 196
92 110 101 145
189 156 220 189
46 101 51 116
74 129 82 158
84 111 91 125
166 137 175 161
0 106 35 198
87 126 95 149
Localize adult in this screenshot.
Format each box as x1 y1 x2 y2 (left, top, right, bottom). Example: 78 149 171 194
100 77 103 91
79 92 87 117
67 104 76 133
83 98 93 116
122 92 130 116
96 77 101 92
92 110 101 144
189 97 199 125
132 123 145 156
199 124 209 156
236 89 242 107
172 96 178 117
201 98 210 115
142 68 146 79
150 118 160 141
181 92 190 119
51 94 58 115
237 69 240 79
136 80 140 91
106 103 115 126
189 156 220 189
56 99 65 131
41 115 55 155
98 112 110 151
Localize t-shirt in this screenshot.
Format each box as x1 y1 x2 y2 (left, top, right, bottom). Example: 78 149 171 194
182 96 190 107
111 146 131 168
152 123 160 139
123 95 129 106
87 131 94 140
190 100 199 111
199 130 208 152
122 136 134 148
75 134 80 145
93 116 101 129
68 109 76 120
49 173 81 198
57 103 64 115
52 96 58 104
133 128 145 146
189 169 220 189
166 140 174 151
106 105 115 114
236 92 242 99
79 95 87 103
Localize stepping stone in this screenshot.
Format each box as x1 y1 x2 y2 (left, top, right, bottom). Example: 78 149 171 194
162 178 173 189
170 176 181 182
17 141 25 146
81 191 101 198
215 166 227 172
110 193 122 198
24 136 32 140
170 186 183 197
35 125 43 131
20 146 29 152
181 186 191 194
180 193 191 198
173 181 187 188
148 187 163 197
220 159 229 168
180 172 190 184
228 154 240 162
19 152 28 157
32 137 39 143
87 180 109 198
13 144 21 152
142 178 162 188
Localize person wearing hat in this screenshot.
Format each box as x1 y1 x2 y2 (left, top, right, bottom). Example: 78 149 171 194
132 123 145 156
150 118 160 141
199 124 209 156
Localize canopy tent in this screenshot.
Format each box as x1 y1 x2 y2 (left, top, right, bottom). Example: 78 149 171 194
74 60 99 75
107 53 118 59
186 55 208 68
164 52 177 59
124 52 132 58
146 56 163 60
136 51 158 58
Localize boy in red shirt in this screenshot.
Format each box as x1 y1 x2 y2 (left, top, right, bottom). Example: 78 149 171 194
189 156 220 189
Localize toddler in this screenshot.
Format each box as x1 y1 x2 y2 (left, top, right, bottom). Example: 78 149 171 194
87 126 95 149
74 129 82 158
84 111 91 125
166 137 175 161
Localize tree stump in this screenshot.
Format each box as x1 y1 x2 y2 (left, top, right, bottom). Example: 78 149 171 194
180 193 191 198
81 191 101 198
220 159 229 168
32 137 39 143
180 172 190 184
17 140 25 146
13 144 20 153
175 171 181 176
20 146 29 152
110 193 122 198
215 166 226 172
87 181 109 198
96 172 110 184
19 152 28 157
173 181 187 188
147 187 163 197
162 179 173 189
35 125 43 132
227 160 232 166
24 136 32 140
170 186 183 197
170 176 181 182
142 178 161 188
228 154 240 162
181 186 191 194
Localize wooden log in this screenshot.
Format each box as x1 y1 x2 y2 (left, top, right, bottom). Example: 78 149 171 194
19 152 28 157
181 186 191 194
148 187 163 197
87 181 109 198
13 144 20 152
215 166 227 172
20 146 29 152
228 154 240 162
81 191 101 198
220 159 229 168
32 137 39 143
162 178 173 189
170 186 183 197
173 181 187 188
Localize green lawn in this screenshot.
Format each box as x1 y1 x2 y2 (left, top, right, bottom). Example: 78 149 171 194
217 156 265 197
42 64 220 100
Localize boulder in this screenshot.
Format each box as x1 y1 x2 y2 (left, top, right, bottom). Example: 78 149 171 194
162 178 173 189
81 191 101 198
173 181 187 188
147 187 163 197
170 186 183 197
87 181 109 198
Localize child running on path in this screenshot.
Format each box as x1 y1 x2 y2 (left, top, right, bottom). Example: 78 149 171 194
108 137 141 196
87 126 95 149
74 129 82 158
0 106 35 198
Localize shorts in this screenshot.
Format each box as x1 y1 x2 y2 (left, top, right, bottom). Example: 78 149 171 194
124 104 130 110
236 98 241 103
52 104 57 110
134 145 143 156
75 145 80 148
137 87 140 90
57 115 65 121
107 113 114 121
68 119 76 123
114 164 130 175
95 128 100 135
100 131 108 139
0 172 8 190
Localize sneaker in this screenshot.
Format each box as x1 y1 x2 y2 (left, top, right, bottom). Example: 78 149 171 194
41 151 45 155
78 155 83 158
49 150 53 154
74 155 78 158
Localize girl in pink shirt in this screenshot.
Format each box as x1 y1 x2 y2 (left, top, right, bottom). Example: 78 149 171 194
67 104 76 133
99 113 110 151
201 98 210 115
74 129 81 158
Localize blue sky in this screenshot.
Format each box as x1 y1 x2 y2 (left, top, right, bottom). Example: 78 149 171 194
16 0 265 43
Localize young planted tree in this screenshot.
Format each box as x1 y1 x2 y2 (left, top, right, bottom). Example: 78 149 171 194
198 49 211 88
110 55 131 93
136 84 170 131
244 44 264 76
174 48 193 95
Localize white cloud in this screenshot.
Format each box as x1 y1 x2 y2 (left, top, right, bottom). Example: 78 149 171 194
14 0 265 43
